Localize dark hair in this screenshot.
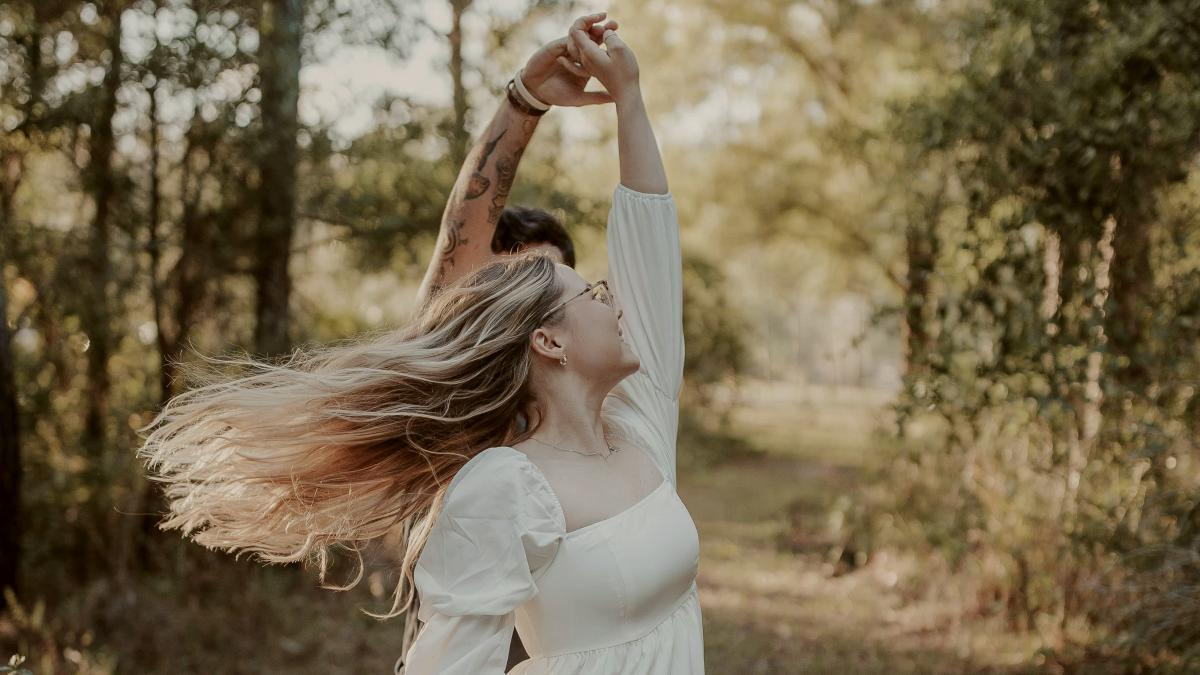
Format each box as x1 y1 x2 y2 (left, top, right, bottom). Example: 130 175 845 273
492 205 577 268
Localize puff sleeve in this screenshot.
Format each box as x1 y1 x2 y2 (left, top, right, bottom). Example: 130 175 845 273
604 183 686 487
402 448 564 675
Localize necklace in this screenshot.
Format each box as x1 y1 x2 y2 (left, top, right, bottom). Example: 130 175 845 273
527 434 622 461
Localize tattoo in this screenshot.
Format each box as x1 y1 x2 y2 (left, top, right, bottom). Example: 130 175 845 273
434 218 468 286
430 113 534 287
487 152 520 225
465 128 507 200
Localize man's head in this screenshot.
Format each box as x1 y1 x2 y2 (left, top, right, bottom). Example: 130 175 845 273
492 206 577 268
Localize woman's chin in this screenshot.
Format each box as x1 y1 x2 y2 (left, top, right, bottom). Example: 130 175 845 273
621 350 640 375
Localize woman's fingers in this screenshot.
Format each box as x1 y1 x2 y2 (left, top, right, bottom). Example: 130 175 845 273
588 19 617 42
568 20 618 73
601 28 626 51
570 10 604 51
570 27 610 68
569 12 606 34
567 12 609 61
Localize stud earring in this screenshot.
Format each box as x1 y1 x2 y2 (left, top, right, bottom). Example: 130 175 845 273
559 352 567 367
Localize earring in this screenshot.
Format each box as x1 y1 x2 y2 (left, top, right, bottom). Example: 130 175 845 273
559 352 567 367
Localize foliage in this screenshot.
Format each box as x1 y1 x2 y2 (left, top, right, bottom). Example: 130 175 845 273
0 0 756 668
861 0 1200 666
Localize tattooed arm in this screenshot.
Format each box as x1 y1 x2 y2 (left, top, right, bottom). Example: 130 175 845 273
414 102 539 306
415 13 618 308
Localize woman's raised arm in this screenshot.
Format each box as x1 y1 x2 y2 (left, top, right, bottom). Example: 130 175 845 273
568 27 667 195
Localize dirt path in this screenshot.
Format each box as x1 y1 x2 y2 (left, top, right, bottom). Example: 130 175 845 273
680 383 1039 674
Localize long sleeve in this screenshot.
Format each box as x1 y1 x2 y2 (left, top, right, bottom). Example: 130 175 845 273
402 448 564 675
402 613 513 674
604 182 685 486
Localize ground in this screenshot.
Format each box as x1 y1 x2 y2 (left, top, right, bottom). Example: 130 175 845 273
683 379 1045 674
1 379 1050 674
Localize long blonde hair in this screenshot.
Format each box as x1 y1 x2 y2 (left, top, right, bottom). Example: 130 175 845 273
137 252 568 619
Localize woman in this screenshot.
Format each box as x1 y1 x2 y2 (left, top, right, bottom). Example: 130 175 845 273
138 16 703 675
403 13 620 670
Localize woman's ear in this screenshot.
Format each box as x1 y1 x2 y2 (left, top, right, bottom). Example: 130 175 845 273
529 327 564 361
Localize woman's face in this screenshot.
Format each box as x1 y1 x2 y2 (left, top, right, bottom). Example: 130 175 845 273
543 263 639 382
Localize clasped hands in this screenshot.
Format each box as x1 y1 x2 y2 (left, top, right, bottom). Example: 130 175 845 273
519 12 641 109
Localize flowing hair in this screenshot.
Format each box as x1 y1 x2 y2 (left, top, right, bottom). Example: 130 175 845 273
136 252 568 619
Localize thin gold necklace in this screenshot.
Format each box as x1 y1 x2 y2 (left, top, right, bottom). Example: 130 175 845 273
528 435 622 461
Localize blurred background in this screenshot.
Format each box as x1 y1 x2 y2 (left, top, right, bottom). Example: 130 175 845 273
2 0 1199 672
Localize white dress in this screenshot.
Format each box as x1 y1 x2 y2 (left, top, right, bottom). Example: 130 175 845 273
402 183 704 674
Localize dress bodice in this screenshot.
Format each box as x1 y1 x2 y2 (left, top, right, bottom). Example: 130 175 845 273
513 456 701 659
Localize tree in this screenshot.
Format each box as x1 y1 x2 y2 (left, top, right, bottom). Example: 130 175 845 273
254 0 304 356
895 0 1200 655
80 0 128 459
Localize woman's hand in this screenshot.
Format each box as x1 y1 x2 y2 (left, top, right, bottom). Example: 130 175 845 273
565 19 640 105
521 13 617 108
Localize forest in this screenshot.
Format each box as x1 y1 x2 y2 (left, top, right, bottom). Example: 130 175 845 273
2 0 1199 672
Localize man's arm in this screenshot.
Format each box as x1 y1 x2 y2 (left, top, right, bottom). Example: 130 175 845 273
415 100 541 307
415 14 617 309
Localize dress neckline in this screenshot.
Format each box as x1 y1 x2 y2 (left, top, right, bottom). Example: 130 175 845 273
561 478 670 540
497 445 670 540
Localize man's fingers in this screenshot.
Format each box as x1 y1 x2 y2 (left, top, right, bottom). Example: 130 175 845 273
542 35 569 56
578 90 613 106
556 55 589 79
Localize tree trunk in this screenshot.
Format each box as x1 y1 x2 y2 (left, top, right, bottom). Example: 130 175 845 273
137 79 169 566
81 0 124 458
0 272 19 610
447 0 473 169
0 151 23 612
254 0 304 357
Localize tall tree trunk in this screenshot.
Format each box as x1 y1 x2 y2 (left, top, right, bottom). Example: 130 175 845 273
0 152 24 612
137 79 169 566
254 0 303 357
0 9 56 598
81 0 124 458
147 82 170 404
446 0 473 169
0 270 18 610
